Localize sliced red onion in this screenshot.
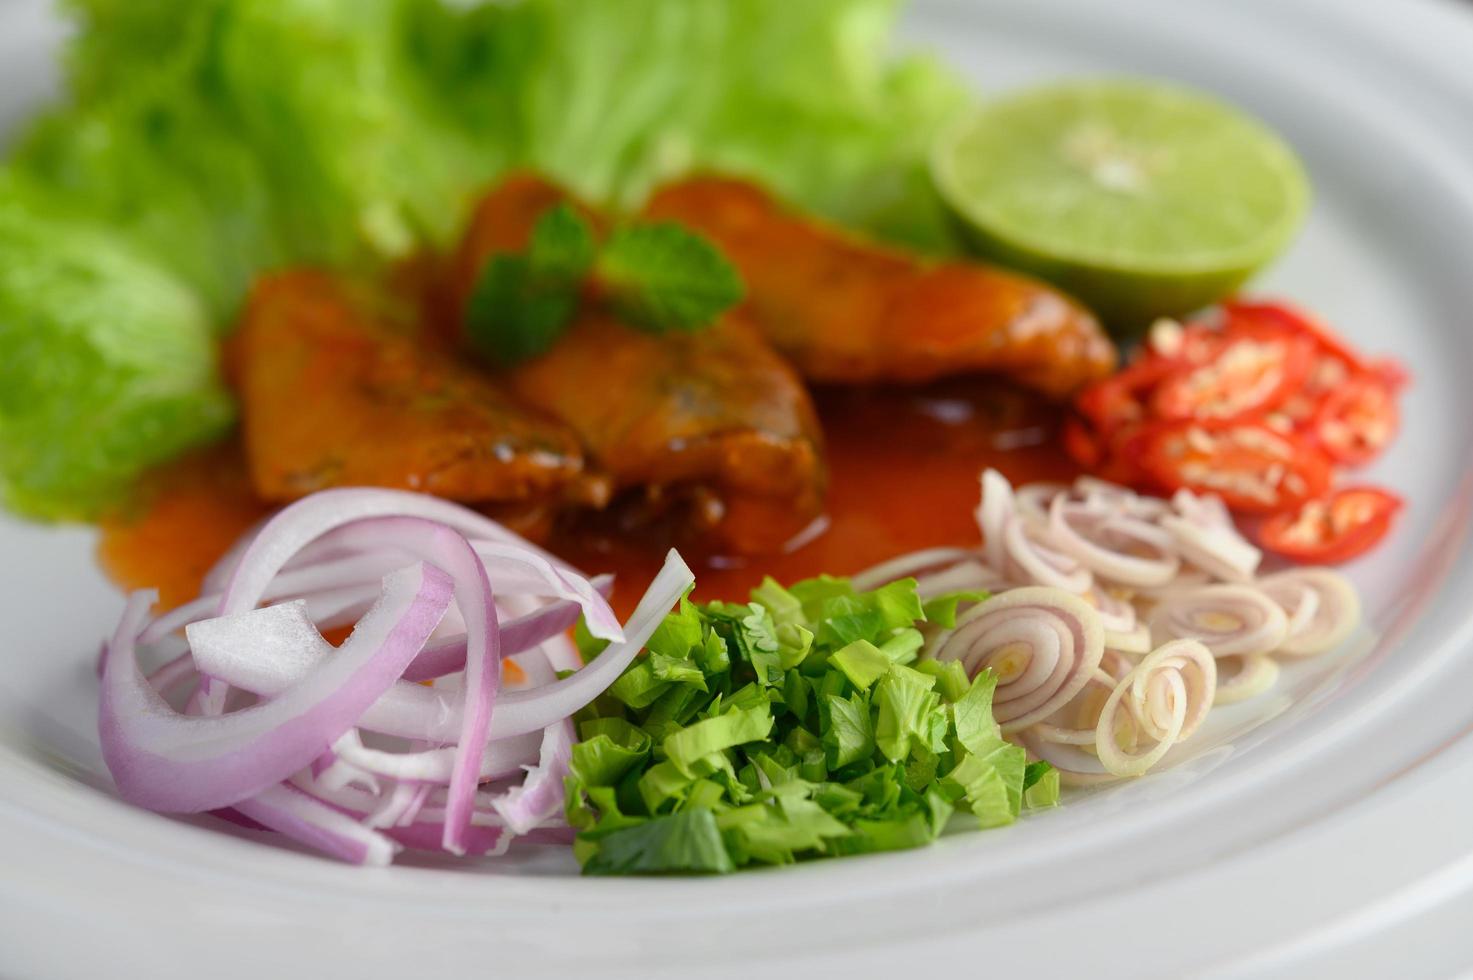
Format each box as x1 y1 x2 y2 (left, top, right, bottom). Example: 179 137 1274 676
233 782 400 867
1014 481 1069 524
363 780 424 830
536 632 583 674
1258 568 1361 657
1003 515 1093 593
210 487 573 587
1212 654 1281 704
977 468 1014 570
1148 584 1289 658
1074 476 1171 521
934 587 1104 733
328 728 541 783
99 563 452 813
195 551 691 743
1159 489 1261 581
1028 663 1123 745
385 821 509 857
1048 495 1180 587
487 720 575 835
399 581 611 682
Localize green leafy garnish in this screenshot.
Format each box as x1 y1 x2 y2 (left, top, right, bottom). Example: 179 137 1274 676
596 223 745 332
464 207 743 365
567 574 1044 875
464 204 595 366
1 0 966 518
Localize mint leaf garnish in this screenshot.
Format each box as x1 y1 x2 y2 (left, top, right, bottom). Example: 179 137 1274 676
596 222 744 333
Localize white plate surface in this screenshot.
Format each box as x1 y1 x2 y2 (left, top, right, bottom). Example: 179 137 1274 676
2 0 1473 976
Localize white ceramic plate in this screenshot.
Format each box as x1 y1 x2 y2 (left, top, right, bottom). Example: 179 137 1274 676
3 0 1473 976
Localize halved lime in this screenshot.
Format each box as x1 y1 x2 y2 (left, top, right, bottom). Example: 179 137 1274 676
932 79 1309 333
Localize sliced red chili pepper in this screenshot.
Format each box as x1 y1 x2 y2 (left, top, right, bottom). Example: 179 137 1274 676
1258 486 1403 563
1150 324 1313 421
1312 371 1400 466
1063 416 1103 468
1368 356 1412 392
1222 300 1369 373
1080 421 1161 489
1138 418 1332 513
1074 353 1179 435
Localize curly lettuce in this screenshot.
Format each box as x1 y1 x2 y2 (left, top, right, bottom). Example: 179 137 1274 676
0 0 967 519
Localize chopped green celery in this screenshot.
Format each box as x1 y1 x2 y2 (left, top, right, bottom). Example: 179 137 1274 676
873 665 945 763
750 576 803 626
607 659 671 710
663 703 774 777
921 590 991 628
915 659 972 703
829 639 892 690
1024 765 1061 810
822 693 875 769
646 596 704 659
581 809 734 876
879 628 924 665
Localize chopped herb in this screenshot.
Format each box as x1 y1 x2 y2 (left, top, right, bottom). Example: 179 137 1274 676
566 573 1044 875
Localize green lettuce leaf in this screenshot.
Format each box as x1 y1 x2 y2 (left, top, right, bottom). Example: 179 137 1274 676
0 188 234 518
3 0 966 519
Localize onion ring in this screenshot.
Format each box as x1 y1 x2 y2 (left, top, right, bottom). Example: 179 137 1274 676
933 587 1104 733
1148 584 1289 657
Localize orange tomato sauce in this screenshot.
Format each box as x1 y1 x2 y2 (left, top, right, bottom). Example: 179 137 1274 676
99 381 1076 618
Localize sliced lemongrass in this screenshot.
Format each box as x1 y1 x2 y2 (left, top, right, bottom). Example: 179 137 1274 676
1259 567 1361 657
1212 654 1280 704
1096 639 1215 777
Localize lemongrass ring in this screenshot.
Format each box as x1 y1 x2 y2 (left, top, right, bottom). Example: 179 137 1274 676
934 586 1104 733
1149 584 1289 657
1259 568 1361 657
1105 623 1153 655
1133 569 1215 605
850 547 981 592
1089 586 1138 633
1212 654 1280 704
1095 639 1215 777
914 560 1011 599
